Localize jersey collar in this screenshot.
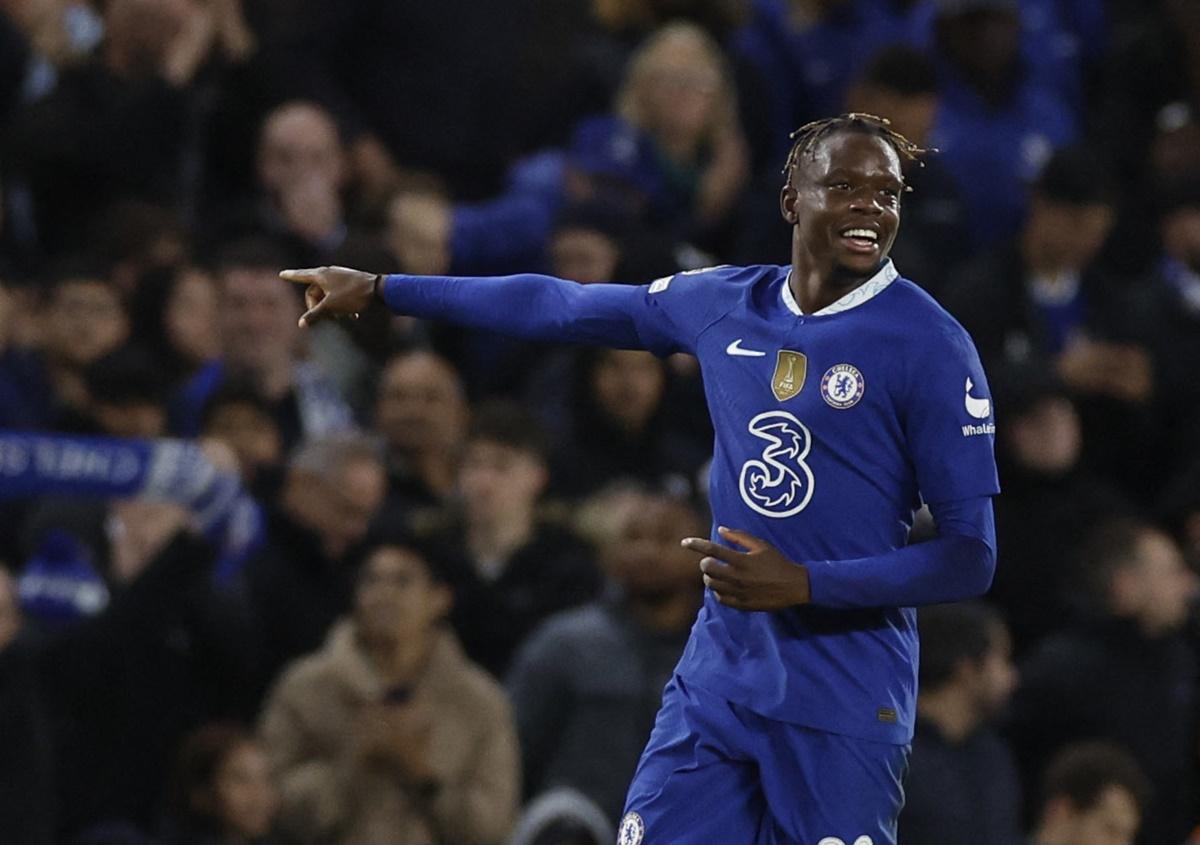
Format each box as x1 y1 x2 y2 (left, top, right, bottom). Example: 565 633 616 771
781 259 899 317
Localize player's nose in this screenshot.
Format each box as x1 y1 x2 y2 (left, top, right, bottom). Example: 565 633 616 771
848 191 884 214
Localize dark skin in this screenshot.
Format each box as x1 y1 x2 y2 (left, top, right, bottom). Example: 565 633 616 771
280 128 905 612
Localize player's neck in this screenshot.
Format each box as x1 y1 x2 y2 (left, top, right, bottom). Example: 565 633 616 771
789 249 879 315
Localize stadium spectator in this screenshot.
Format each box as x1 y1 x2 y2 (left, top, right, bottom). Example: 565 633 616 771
1009 518 1200 844
429 401 601 679
173 239 354 448
243 434 387 698
128 264 222 411
166 722 280 845
507 489 704 822
1147 179 1200 471
898 602 1022 845
1028 742 1151 845
549 347 708 500
210 100 353 267
733 0 911 151
259 534 519 845
7 0 251 255
254 0 547 205
1099 1 1200 196
926 0 1078 247
35 500 256 838
547 202 634 285
942 148 1120 370
373 350 469 520
392 22 745 278
941 147 1163 498
615 21 749 242
0 266 129 429
5 3 1200 840
199 384 284 493
987 364 1130 653
88 200 192 295
0 565 56 844
388 115 665 280
74 345 171 438
844 45 970 296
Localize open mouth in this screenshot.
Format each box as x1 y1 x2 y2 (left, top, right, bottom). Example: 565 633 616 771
839 226 880 253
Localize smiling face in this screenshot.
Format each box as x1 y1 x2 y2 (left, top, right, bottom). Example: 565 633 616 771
780 130 904 279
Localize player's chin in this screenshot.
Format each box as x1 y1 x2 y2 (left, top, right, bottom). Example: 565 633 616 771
834 248 883 276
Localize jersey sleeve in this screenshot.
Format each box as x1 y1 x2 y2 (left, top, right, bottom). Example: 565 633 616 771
378 266 731 356
805 497 997 608
901 321 1001 503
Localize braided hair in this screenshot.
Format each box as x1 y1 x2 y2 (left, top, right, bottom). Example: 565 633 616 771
782 113 928 182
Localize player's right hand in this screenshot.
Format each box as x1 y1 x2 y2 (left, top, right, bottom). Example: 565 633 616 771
280 265 379 327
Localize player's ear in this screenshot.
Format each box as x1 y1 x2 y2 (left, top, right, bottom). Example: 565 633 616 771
779 183 799 225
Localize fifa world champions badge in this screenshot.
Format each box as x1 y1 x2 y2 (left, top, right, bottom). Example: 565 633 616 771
820 363 865 409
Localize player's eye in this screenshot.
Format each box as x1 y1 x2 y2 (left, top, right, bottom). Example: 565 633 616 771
830 181 852 191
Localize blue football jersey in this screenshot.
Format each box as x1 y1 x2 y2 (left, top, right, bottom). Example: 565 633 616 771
630 260 1000 743
378 259 1000 744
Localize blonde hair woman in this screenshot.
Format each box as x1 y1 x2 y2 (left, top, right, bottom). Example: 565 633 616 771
615 22 749 228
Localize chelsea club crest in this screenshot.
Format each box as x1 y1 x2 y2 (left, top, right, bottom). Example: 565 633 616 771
618 812 645 844
820 364 865 409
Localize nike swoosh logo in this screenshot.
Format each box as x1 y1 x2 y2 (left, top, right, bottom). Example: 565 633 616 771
726 339 766 357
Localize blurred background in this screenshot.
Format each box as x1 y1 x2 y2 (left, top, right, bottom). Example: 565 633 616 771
0 0 1197 843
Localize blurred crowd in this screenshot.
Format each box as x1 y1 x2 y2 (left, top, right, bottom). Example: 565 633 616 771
0 0 1198 843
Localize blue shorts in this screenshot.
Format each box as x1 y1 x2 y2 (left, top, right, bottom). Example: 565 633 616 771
619 675 909 845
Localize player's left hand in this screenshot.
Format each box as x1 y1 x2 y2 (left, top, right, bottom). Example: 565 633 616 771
682 527 811 611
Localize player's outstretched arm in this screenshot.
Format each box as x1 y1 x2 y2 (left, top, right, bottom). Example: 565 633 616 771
281 265 660 350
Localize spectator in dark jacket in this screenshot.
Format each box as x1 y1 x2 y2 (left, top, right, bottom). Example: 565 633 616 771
0 565 56 845
373 349 470 521
0 267 129 430
430 401 601 679
1009 518 1200 844
987 365 1131 654
506 489 705 822
899 601 1023 845
548 347 708 501
244 433 387 698
37 502 256 839
941 147 1162 499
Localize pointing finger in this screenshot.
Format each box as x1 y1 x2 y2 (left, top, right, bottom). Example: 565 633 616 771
280 268 324 284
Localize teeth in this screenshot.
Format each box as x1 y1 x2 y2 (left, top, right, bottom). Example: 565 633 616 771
843 228 878 241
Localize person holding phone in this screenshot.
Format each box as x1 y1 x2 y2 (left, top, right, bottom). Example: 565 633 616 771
259 533 520 845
